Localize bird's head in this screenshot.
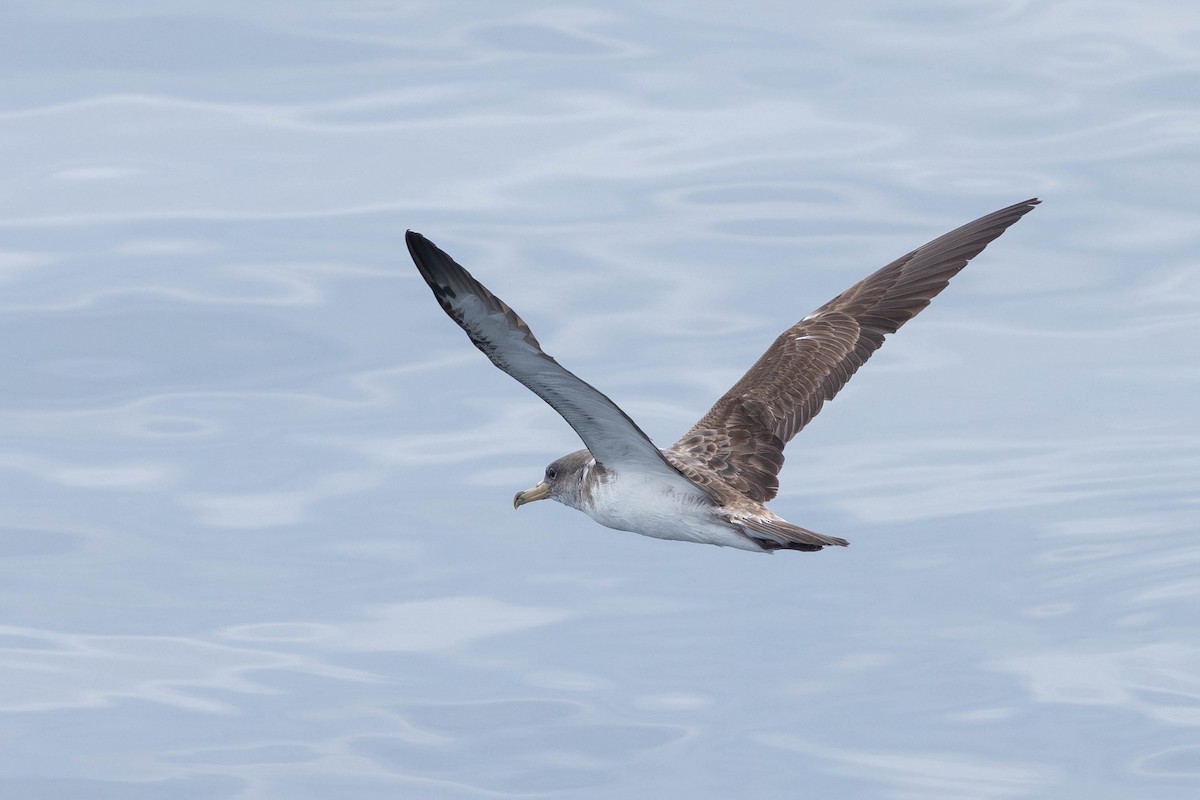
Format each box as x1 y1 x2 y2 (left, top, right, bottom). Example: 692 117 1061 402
513 450 596 511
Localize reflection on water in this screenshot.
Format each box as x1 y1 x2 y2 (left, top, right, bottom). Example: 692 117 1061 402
1 1 1198 798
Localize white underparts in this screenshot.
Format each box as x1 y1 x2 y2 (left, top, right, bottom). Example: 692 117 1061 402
571 467 765 552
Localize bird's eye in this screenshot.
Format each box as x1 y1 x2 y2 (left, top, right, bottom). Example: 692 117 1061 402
546 467 557 480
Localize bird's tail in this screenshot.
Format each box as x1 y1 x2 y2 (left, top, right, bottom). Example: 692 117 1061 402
734 515 849 552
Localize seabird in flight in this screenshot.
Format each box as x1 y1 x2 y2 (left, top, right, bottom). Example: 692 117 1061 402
407 198 1038 553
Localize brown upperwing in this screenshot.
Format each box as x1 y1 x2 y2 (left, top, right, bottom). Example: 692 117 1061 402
669 199 1040 503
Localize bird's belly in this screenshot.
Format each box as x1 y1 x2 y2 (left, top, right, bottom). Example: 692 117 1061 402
582 475 762 551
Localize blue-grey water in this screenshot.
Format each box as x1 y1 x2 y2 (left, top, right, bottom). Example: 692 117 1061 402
2 2 1198 798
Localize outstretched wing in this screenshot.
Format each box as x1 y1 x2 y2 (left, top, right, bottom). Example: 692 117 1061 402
671 198 1040 503
407 231 685 478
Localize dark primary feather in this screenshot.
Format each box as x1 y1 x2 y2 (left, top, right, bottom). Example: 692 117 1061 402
406 231 691 480
671 199 1040 503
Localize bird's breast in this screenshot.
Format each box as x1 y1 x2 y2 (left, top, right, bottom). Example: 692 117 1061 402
577 470 755 549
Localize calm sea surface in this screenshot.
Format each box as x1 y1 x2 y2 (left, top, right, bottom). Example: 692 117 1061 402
2 2 1198 798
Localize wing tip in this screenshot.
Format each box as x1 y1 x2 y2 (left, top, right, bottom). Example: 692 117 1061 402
999 197 1041 224
405 229 430 258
